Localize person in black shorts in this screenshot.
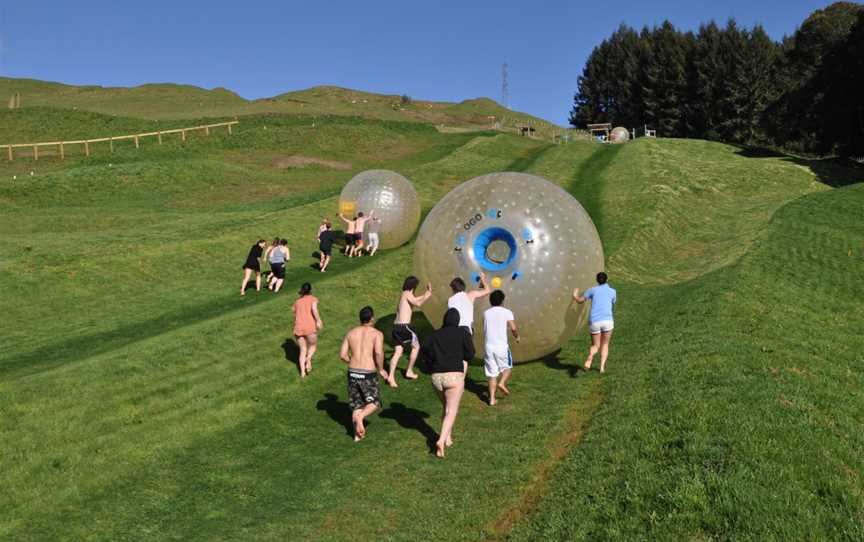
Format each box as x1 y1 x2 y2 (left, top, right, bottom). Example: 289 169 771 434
340 306 386 441
240 239 266 296
318 223 336 272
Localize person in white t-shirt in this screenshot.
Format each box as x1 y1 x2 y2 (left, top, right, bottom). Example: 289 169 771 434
483 290 519 406
447 272 492 336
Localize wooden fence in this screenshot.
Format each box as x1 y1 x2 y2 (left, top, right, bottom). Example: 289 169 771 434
0 120 239 161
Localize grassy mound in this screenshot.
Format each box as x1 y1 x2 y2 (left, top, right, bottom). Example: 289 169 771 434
1 104 862 540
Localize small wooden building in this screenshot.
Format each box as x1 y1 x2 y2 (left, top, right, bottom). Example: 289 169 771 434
587 123 611 142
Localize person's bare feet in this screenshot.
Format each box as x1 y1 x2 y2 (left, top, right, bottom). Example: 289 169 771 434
489 398 497 406
445 437 453 447
583 362 592 371
435 442 445 458
354 416 366 441
387 377 398 388
405 371 419 380
497 384 510 396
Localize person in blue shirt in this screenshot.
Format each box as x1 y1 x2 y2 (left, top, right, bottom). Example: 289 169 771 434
573 272 617 373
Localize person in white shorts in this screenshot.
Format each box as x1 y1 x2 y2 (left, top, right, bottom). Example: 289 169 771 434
364 216 382 256
483 290 519 406
573 272 617 373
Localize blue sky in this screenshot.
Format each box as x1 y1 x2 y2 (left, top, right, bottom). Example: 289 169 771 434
0 1 837 124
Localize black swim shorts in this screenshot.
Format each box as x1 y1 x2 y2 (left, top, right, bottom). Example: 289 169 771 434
270 263 285 279
391 324 418 350
347 369 381 411
345 233 355 246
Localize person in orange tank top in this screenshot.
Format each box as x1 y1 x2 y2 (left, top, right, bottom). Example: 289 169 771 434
292 282 322 377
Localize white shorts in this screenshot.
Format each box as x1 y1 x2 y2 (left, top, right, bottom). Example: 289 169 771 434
484 346 513 378
589 320 614 334
367 232 379 250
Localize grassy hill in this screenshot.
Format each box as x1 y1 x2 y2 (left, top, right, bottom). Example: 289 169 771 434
0 77 558 136
0 96 862 541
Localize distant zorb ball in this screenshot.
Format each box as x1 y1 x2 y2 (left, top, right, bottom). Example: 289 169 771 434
610 126 629 143
413 172 604 361
338 170 421 249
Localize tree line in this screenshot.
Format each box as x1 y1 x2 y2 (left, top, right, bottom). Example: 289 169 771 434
570 2 864 157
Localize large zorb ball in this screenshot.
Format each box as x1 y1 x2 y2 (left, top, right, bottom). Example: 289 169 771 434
413 172 604 361
338 170 421 249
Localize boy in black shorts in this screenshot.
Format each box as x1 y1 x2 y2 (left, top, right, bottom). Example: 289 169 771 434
340 306 386 441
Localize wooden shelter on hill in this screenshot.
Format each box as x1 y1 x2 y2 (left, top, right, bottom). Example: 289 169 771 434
587 123 611 141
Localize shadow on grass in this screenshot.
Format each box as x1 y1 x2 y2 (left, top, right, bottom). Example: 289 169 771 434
2 251 383 380
379 402 437 453
315 393 354 438
734 145 864 188
281 338 301 373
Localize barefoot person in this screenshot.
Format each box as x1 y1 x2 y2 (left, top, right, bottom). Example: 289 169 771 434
421 308 475 458
483 290 519 406
339 305 386 441
351 211 374 257
447 272 492 334
318 223 336 272
337 213 357 256
572 272 617 373
292 283 322 377
364 216 382 256
387 276 433 387
267 238 290 293
240 239 266 296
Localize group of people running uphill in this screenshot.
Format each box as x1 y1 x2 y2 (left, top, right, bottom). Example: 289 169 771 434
315 210 382 272
239 209 383 295
240 228 618 458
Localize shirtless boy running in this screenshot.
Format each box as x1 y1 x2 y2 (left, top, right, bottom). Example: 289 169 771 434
340 306 386 441
352 211 374 257
387 276 432 387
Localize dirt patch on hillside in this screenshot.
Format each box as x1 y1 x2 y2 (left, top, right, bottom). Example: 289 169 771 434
272 155 352 170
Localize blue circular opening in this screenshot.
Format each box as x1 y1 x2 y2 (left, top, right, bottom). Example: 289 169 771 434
472 227 518 271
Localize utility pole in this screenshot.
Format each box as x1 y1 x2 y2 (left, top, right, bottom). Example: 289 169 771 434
501 63 509 110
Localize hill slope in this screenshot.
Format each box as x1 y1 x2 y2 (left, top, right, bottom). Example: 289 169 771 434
0 107 862 540
0 77 558 135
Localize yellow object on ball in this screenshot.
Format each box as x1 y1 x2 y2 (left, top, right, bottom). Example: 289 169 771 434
491 277 502 288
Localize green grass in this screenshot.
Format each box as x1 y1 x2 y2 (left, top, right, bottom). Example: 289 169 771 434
1 101 863 541
0 77 558 135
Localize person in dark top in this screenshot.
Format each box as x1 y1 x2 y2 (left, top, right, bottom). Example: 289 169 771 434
421 308 475 458
240 239 266 296
318 223 336 272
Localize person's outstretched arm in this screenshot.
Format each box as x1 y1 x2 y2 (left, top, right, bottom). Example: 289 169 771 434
409 283 433 307
572 288 586 304
468 272 492 301
338 214 350 224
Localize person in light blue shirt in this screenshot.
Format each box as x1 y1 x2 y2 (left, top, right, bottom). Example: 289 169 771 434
573 272 617 373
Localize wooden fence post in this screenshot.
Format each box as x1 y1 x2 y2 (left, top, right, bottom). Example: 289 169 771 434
6 146 11 161
34 145 38 161
228 123 233 135
158 131 163 144
85 141 90 157
60 143 65 160
205 126 210 136
134 136 139 149
110 138 114 153
182 130 187 142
